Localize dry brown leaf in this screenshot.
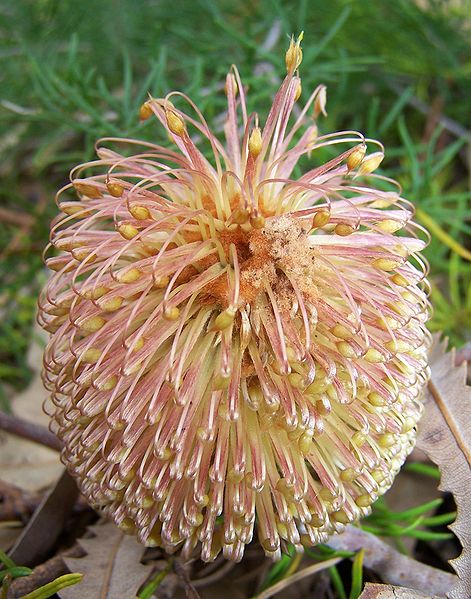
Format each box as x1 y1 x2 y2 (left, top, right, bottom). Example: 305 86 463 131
359 582 437 598
417 338 471 599
0 329 62 492
59 521 153 598
328 525 455 595
8 470 78 567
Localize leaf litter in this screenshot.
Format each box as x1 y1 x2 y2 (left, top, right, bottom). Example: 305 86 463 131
417 337 471 599
59 522 153 599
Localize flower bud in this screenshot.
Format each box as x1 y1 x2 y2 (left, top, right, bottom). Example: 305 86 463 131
139 102 153 120
106 179 124 197
346 144 366 171
313 86 327 119
358 152 384 175
166 110 186 137
285 32 304 73
248 127 263 158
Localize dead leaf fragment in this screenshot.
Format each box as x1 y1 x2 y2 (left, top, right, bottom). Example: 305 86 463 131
59 521 153 598
0 330 62 492
8 469 78 567
328 525 455 596
417 338 471 599
359 582 436 598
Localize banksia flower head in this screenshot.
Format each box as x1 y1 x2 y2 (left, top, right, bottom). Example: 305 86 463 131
39 33 431 562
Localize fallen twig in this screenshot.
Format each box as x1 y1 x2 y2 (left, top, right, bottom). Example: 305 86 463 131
0 480 39 523
6 545 83 598
173 558 202 599
0 411 61 452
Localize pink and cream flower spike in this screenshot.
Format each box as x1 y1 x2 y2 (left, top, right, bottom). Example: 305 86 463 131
39 34 431 562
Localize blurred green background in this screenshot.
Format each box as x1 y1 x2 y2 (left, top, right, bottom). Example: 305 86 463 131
0 0 470 406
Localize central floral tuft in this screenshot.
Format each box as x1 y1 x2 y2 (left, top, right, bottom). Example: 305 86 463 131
39 35 431 562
